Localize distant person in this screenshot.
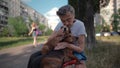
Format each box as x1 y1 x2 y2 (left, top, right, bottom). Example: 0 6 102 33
28 22 38 47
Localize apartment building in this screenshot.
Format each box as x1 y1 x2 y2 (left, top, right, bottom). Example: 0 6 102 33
8 0 21 17
100 0 120 24
94 0 120 32
0 0 8 28
20 2 47 24
0 0 47 31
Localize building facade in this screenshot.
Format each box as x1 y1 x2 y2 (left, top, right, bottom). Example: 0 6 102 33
0 0 9 28
94 0 120 27
100 0 120 24
0 0 48 31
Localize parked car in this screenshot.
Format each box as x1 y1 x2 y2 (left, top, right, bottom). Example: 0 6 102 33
111 31 119 36
103 32 111 36
96 33 102 36
96 31 120 37
96 32 111 36
118 32 120 35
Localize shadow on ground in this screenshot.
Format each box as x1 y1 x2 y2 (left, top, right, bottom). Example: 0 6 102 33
0 44 43 68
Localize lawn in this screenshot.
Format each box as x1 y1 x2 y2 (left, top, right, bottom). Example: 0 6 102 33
86 36 120 68
0 36 49 50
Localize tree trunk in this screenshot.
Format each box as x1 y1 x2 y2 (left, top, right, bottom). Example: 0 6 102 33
69 0 96 49
84 0 96 48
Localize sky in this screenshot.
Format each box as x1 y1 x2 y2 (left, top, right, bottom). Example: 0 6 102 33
21 0 68 15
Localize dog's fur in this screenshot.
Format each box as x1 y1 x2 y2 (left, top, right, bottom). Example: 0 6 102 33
40 50 65 68
41 26 75 56
41 35 62 55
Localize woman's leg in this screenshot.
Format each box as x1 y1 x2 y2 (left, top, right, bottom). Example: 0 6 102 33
27 51 42 68
75 61 86 68
33 36 37 47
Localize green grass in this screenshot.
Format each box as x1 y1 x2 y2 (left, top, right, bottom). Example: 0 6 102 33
0 36 49 50
86 36 120 68
96 36 120 45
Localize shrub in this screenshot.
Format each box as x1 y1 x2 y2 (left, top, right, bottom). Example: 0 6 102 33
8 16 28 37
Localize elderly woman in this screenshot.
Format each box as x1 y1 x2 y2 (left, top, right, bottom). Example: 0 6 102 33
53 5 87 68
27 5 87 68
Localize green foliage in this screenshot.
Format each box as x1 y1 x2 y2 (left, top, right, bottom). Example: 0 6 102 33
43 28 53 36
0 26 9 36
86 36 120 68
95 24 110 33
102 25 110 32
111 13 120 32
86 44 120 68
37 23 53 36
95 17 110 33
118 8 120 15
8 16 28 36
28 16 33 24
38 23 46 30
95 25 103 33
92 0 100 13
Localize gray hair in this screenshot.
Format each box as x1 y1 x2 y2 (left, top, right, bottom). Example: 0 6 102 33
56 5 75 16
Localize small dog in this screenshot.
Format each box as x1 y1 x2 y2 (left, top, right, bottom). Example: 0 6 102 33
40 26 79 68
41 26 75 57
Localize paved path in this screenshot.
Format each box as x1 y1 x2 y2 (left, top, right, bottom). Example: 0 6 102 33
0 43 44 68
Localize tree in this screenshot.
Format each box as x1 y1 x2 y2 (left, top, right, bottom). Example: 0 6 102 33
38 23 46 30
111 14 120 32
68 0 110 48
112 0 119 32
68 0 97 48
118 8 120 15
8 16 28 36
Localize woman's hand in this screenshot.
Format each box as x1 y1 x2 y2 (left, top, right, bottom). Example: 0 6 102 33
28 33 30 36
54 42 68 50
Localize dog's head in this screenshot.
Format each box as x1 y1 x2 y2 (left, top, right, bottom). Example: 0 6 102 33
60 26 75 43
61 26 70 34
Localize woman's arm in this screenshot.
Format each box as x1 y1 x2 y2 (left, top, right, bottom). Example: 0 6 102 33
54 35 86 53
67 35 86 53
28 28 34 35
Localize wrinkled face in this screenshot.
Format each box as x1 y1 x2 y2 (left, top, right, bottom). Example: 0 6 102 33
59 12 75 27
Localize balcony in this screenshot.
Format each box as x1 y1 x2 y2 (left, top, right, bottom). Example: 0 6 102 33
0 0 8 7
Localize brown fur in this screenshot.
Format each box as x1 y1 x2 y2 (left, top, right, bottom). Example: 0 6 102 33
41 26 75 56
40 50 64 68
41 35 62 55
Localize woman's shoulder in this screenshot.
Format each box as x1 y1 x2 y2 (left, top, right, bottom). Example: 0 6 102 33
75 19 84 24
73 19 84 28
32 27 37 30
